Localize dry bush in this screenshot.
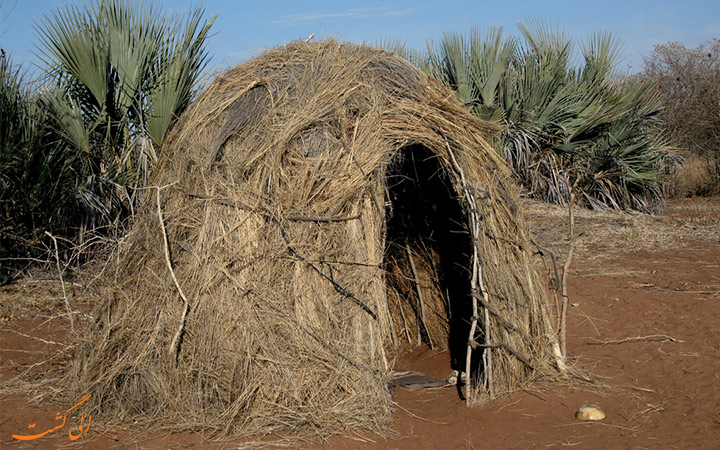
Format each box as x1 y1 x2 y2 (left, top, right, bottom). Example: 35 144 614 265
644 39 720 195
667 152 718 197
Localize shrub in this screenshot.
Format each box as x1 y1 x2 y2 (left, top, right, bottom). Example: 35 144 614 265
0 53 79 281
643 38 720 195
381 22 676 212
35 0 215 230
1 0 215 281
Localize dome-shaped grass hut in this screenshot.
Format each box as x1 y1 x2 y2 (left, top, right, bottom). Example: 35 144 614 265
69 40 557 437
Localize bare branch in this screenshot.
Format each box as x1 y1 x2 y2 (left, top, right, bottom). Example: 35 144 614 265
588 334 684 346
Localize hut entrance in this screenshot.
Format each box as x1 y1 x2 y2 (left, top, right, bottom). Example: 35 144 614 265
384 144 475 374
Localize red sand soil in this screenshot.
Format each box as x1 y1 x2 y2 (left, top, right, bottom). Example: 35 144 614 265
1 197 719 449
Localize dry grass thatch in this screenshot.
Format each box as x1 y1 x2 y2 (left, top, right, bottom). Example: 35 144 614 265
66 40 556 438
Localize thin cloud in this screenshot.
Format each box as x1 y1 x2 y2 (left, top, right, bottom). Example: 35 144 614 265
266 7 412 26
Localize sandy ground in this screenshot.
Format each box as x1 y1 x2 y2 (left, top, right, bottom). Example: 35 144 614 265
1 197 719 449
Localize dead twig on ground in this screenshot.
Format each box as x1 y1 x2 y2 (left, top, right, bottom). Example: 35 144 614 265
558 421 641 435
588 335 684 346
627 385 655 393
0 328 67 347
0 351 66 388
495 398 522 412
392 401 449 424
628 397 671 422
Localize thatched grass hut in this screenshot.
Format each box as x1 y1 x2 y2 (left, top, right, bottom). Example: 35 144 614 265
69 40 556 438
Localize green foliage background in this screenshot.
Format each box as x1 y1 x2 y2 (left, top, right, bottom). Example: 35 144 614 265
376 21 677 212
1 0 214 281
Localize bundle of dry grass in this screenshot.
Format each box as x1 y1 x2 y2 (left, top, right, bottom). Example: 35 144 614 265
66 40 556 438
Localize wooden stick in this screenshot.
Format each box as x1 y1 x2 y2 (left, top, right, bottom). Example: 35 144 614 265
535 244 560 291
588 335 684 345
534 243 562 334
406 243 433 349
469 339 535 369
389 268 412 344
44 231 75 335
1 328 67 347
483 301 493 394
445 140 488 404
531 246 567 372
157 187 191 359
559 177 579 359
471 292 532 340
0 351 64 388
465 302 478 404
398 299 412 344
386 295 399 349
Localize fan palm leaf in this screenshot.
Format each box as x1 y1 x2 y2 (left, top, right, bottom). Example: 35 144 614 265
421 20 674 212
34 0 215 231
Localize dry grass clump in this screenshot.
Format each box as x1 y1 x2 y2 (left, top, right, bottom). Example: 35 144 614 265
60 40 557 439
668 153 719 197
0 281 65 319
524 197 720 270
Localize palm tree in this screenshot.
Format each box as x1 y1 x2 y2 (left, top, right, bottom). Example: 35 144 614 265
423 26 515 122
35 0 215 231
419 21 673 212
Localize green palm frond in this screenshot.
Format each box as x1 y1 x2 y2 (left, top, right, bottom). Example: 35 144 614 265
581 31 624 83
35 2 109 110
424 27 516 121
421 20 673 212
105 0 166 117
467 26 515 116
42 88 94 158
33 0 215 232
1 54 82 278
145 6 214 144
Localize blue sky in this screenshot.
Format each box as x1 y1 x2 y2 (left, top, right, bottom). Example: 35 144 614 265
1 0 719 76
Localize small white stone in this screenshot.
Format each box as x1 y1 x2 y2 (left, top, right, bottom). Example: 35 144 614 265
575 404 606 421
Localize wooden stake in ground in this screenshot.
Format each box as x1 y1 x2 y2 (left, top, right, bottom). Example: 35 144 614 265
532 243 567 371
559 178 579 359
445 140 490 405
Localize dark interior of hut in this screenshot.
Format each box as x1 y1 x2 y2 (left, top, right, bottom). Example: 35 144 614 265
383 144 480 378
